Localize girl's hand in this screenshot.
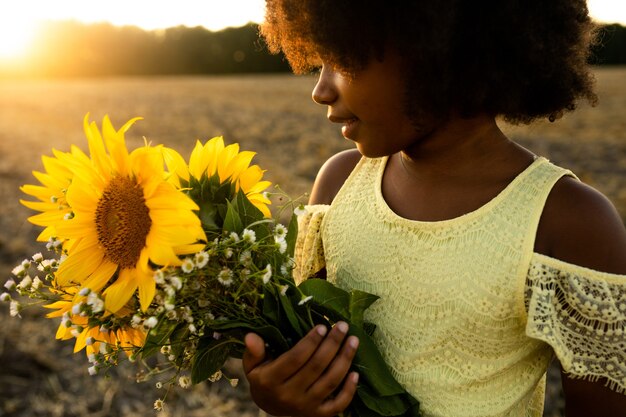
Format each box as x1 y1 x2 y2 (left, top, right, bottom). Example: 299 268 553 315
242 321 360 417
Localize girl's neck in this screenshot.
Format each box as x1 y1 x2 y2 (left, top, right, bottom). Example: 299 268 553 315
400 114 531 184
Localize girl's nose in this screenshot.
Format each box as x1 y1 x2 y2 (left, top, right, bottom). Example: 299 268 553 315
312 65 337 105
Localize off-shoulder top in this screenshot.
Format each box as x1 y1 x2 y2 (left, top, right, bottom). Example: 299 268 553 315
294 156 626 417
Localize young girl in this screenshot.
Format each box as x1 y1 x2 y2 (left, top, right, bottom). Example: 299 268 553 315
242 1 626 416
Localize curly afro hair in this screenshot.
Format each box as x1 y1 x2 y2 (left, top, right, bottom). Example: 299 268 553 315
260 0 598 124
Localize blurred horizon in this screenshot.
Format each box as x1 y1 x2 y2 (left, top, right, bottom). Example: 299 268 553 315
1 6 625 78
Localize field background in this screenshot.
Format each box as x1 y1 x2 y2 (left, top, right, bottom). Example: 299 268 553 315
0 68 624 416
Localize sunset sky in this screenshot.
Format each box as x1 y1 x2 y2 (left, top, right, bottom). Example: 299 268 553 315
0 0 624 60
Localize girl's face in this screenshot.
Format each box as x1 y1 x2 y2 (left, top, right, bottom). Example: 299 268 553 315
311 51 436 158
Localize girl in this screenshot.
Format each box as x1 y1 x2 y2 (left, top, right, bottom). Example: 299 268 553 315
242 1 626 416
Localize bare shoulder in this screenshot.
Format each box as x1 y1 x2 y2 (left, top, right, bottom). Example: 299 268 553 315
537 175 626 274
308 148 362 205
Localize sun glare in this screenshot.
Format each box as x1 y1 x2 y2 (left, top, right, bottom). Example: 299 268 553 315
0 14 38 61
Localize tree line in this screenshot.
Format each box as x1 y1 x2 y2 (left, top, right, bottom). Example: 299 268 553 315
2 21 624 78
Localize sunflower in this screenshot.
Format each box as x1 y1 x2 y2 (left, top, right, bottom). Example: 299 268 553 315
30 114 206 314
163 136 272 217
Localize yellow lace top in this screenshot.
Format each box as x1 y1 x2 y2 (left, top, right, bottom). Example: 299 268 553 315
294 156 626 417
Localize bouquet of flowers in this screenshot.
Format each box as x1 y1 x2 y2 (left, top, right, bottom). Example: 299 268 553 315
3 114 420 417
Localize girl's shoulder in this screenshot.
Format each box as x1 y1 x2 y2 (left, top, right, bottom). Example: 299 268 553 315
308 148 362 205
536 175 626 275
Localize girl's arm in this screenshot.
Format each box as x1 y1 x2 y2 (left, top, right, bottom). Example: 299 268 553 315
537 176 626 417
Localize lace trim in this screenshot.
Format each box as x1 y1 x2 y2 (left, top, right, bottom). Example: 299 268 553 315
525 254 626 394
293 205 328 284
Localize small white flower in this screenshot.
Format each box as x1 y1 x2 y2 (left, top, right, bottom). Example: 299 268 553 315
4 279 16 291
274 223 287 239
17 275 33 291
181 258 195 274
262 264 272 284
298 295 313 306
194 251 209 268
154 269 166 285
20 259 32 269
164 285 176 297
31 277 42 290
32 253 44 262
229 232 240 242
63 212 74 220
213 331 221 340
88 365 98 376
70 327 82 338
275 238 287 254
168 354 176 361
169 276 183 291
217 269 233 287
229 378 239 388
156 381 163 389
131 315 143 327
0 293 11 302
166 310 177 320
281 264 289 276
87 354 97 363
144 316 159 329
280 285 289 296
9 300 22 317
160 345 171 355
11 265 25 278
164 301 175 311
86 337 95 346
188 324 197 334
179 375 192 389
78 287 91 296
154 399 165 411
242 228 256 243
198 298 210 308
71 302 83 315
294 204 307 216
87 292 104 313
239 250 252 265
208 370 222 382
225 248 234 258
99 342 109 354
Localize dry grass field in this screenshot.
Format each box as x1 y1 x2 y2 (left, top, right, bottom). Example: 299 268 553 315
0 67 624 416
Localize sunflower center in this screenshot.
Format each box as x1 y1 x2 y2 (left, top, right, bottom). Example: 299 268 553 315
95 176 152 269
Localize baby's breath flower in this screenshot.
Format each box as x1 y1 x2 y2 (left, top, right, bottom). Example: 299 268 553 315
154 399 165 411
229 378 239 387
179 375 192 389
181 258 195 274
225 248 234 258
188 324 197 334
239 250 252 265
280 285 289 296
298 295 313 306
4 279 16 291
198 298 209 308
294 204 307 216
71 302 83 315
275 238 287 254
262 264 272 284
229 232 240 242
21 259 32 269
30 276 42 289
208 370 222 382
155 381 163 389
144 316 159 329
17 275 33 291
32 252 44 262
11 265 25 278
164 301 175 311
88 365 98 376
169 276 183 291
63 212 74 220
274 223 287 239
242 228 256 243
194 251 209 268
0 293 11 302
87 292 104 313
160 345 171 355
217 269 234 287
166 310 177 320
131 315 142 327
78 287 91 296
154 269 166 285
86 337 95 346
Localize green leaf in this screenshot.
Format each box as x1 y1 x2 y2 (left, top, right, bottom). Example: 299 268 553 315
223 200 243 233
191 337 237 384
286 213 298 257
348 290 380 327
298 278 351 320
140 319 178 359
355 383 420 416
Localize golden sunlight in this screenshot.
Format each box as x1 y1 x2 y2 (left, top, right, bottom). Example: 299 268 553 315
0 11 38 60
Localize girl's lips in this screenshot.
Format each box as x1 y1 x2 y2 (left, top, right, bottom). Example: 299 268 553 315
341 118 359 139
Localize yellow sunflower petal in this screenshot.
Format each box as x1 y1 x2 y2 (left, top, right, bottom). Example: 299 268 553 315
103 269 138 314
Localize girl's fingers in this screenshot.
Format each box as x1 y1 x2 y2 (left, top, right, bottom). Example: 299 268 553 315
242 332 267 374
306 335 360 401
264 324 330 381
289 321 352 389
316 371 360 417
